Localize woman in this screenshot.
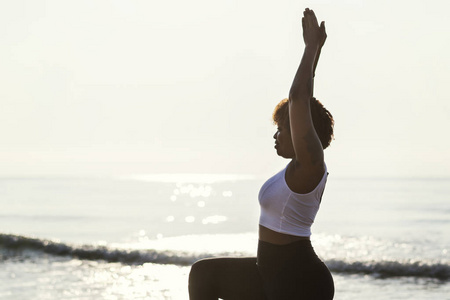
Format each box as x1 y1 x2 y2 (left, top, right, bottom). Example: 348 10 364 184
188 8 335 300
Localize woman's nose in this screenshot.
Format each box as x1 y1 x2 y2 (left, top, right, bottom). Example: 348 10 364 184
273 131 278 139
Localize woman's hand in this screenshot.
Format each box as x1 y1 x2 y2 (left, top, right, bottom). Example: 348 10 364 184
302 8 326 50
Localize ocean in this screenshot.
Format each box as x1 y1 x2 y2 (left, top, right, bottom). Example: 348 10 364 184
0 173 449 299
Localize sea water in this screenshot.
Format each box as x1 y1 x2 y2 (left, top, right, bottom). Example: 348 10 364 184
0 174 449 299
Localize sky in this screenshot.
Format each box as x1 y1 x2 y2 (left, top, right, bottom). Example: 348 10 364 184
1 0 449 178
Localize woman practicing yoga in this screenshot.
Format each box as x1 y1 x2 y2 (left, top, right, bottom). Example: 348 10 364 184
188 8 335 299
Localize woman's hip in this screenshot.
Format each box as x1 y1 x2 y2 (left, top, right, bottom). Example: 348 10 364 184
256 239 334 299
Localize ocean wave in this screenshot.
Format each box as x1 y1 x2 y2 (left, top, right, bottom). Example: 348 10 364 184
0 233 201 266
1 234 448 280
326 259 449 280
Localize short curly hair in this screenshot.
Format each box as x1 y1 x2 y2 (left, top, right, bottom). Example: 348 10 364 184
272 98 334 149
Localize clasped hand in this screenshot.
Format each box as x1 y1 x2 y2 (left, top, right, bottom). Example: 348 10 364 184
302 8 326 49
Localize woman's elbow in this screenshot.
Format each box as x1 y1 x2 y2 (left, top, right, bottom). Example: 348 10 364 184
289 90 311 102
289 82 312 102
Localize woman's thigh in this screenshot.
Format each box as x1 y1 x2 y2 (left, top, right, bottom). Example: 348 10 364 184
189 257 266 300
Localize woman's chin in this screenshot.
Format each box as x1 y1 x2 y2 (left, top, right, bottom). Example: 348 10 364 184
276 150 294 159
276 150 287 158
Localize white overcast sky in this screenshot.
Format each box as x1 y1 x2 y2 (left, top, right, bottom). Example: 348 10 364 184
1 0 449 178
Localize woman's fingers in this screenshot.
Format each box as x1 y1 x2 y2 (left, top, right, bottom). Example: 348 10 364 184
303 8 319 29
302 8 326 47
308 10 319 28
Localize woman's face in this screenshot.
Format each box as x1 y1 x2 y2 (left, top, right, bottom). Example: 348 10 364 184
273 123 295 159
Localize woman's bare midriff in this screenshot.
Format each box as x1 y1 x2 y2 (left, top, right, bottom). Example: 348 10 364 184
259 225 310 245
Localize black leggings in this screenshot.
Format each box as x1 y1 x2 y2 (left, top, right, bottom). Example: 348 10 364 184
188 240 334 300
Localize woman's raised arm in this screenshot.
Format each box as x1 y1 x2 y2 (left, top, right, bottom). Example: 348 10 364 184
288 8 327 189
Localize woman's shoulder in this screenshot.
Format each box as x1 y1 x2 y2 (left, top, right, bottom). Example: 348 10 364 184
285 160 326 194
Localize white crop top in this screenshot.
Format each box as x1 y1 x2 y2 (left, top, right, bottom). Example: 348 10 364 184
258 164 328 237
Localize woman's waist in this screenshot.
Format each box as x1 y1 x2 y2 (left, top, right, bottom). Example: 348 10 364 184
257 234 319 267
259 224 310 245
